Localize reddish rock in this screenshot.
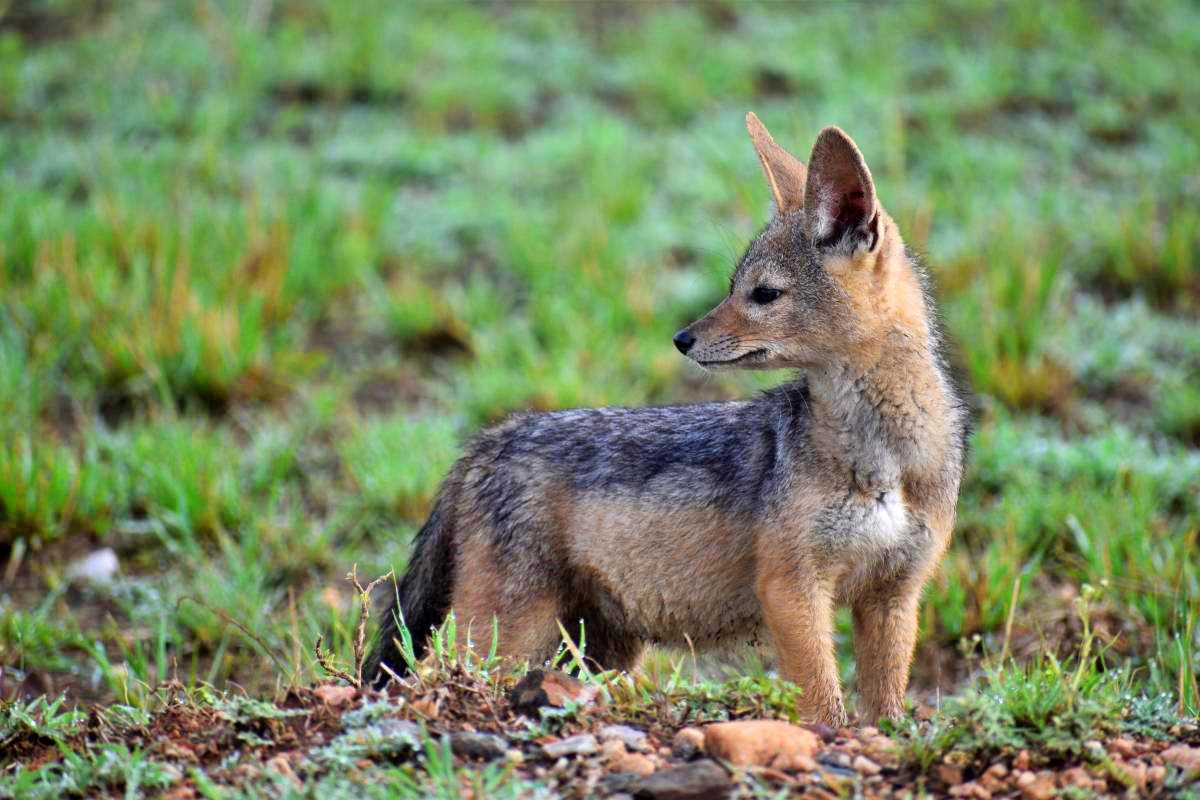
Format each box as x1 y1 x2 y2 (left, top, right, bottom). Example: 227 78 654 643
703 720 820 770
1119 759 1147 790
1162 745 1200 778
979 762 1008 793
509 669 598 715
611 752 657 777
1019 772 1056 800
933 764 964 786
312 684 358 707
948 781 990 799
852 755 881 775
1060 766 1093 788
1108 737 1138 758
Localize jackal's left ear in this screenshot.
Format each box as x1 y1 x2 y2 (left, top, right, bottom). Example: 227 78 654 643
804 126 880 253
746 112 807 215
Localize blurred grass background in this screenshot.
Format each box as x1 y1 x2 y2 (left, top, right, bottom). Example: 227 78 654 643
0 0 1197 712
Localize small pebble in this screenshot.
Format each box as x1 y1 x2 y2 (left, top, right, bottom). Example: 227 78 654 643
543 734 598 759
599 724 649 752
852 755 881 775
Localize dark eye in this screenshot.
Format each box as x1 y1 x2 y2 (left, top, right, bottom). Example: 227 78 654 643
750 286 781 304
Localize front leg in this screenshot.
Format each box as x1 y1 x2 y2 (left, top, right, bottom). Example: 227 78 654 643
852 583 921 724
756 563 847 727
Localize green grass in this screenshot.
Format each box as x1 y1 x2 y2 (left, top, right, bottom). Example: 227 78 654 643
2 0 1199 793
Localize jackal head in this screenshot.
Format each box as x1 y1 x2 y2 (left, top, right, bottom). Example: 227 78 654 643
675 114 924 370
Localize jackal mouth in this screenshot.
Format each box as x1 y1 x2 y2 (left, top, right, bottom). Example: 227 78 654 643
697 348 767 367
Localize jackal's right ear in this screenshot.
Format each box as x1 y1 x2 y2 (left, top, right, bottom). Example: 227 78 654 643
746 112 807 215
804 126 880 253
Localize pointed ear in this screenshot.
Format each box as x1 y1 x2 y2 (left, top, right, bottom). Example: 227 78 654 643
803 126 880 251
746 112 807 215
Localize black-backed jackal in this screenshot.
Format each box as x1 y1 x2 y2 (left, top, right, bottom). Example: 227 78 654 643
368 114 969 726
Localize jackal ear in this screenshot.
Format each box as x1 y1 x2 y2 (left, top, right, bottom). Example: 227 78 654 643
804 126 880 253
746 112 807 215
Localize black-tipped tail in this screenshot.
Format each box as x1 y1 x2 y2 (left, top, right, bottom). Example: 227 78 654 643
365 491 455 687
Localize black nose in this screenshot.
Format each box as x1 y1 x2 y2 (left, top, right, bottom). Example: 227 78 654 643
673 329 696 355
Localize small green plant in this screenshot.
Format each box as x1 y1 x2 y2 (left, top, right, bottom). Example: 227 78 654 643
0 695 86 749
893 584 1187 771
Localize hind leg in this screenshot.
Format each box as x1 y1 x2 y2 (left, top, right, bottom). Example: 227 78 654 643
451 536 561 665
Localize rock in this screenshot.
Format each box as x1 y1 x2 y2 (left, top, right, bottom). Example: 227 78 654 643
949 781 990 799
1162 745 1200 778
543 734 599 759
1084 740 1105 760
862 732 896 760
1120 759 1147 790
510 669 598 715
672 727 706 759
312 684 358 707
67 548 119 584
1014 750 1032 771
631 760 730 800
1107 737 1138 758
611 752 657 777
599 772 639 796
449 732 507 761
703 720 820 770
602 739 628 759
410 697 438 718
1019 771 1056 800
1060 767 1092 788
979 762 1008 792
933 764 964 786
601 724 650 752
1146 765 1166 785
377 718 422 749
852 755 881 775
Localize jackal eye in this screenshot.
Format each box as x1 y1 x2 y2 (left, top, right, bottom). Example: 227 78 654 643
750 286 781 305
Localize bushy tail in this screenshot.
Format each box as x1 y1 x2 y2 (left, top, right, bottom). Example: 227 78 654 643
366 490 456 686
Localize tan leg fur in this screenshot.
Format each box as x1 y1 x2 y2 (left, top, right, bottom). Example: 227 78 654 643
756 560 848 728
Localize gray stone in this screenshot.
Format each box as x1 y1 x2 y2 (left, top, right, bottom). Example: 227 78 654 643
542 733 599 759
600 724 649 752
631 760 730 800
449 732 508 761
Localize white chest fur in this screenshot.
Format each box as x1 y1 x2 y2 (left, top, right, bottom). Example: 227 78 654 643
819 486 911 555
867 489 909 547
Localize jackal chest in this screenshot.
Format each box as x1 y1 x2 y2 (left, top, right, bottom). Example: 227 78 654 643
811 485 919 559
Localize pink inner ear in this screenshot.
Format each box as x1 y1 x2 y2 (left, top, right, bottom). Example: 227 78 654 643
836 190 869 228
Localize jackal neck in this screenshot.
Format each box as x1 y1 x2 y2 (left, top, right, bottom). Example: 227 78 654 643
805 327 957 480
